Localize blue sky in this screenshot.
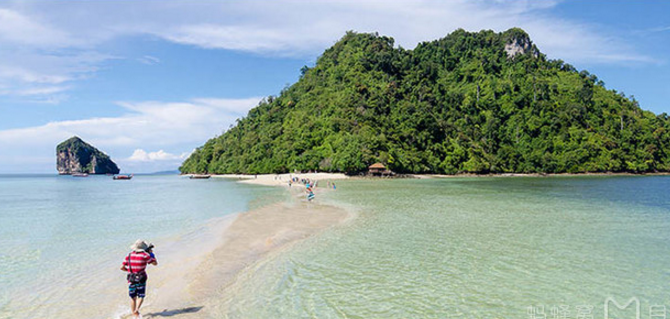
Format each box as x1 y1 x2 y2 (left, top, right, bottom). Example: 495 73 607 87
0 0 668 173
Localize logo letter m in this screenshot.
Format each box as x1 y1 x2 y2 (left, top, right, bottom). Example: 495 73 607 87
604 297 640 319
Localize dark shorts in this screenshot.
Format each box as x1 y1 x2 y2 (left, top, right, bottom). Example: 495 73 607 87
128 282 146 298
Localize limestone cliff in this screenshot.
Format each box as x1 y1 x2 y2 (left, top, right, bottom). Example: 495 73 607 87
503 28 540 59
56 136 120 174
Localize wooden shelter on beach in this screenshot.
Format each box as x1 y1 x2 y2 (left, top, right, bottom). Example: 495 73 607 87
368 162 393 177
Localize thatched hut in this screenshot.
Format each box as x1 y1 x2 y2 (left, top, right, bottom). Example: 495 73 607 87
368 162 387 176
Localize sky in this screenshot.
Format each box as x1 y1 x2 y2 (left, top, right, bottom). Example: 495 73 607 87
0 0 668 174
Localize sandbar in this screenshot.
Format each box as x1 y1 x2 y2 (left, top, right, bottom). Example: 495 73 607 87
131 190 349 318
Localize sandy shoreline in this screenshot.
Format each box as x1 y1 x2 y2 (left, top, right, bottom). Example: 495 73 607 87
126 187 349 319
212 172 349 187
412 171 670 179
195 171 670 185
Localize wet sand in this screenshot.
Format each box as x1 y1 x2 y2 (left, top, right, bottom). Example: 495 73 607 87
130 191 349 318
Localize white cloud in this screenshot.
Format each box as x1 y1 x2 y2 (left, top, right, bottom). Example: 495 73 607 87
163 25 286 51
0 49 115 100
128 1 652 64
138 55 160 65
191 98 265 115
0 6 113 100
17 86 70 96
0 97 261 146
0 8 75 47
0 65 70 84
647 26 670 33
0 1 663 172
0 97 261 173
127 149 190 162
0 0 659 101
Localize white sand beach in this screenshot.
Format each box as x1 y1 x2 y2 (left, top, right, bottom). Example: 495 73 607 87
213 172 349 187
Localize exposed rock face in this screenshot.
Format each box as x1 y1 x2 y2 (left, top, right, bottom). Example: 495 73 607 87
56 136 120 174
504 32 539 59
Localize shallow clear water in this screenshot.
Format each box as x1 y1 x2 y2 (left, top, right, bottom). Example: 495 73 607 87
217 176 670 318
4 175 670 319
0 174 282 319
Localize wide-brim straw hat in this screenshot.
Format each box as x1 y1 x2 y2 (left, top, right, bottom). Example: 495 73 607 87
130 239 149 252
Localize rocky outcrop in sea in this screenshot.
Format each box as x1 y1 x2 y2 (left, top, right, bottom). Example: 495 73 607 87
56 136 120 175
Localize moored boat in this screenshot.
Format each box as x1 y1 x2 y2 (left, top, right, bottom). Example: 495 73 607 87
189 174 211 179
72 173 89 177
113 174 133 180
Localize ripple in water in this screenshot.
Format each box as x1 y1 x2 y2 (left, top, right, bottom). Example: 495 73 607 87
215 176 670 318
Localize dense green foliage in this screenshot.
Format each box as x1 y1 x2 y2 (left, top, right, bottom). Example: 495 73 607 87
180 28 670 175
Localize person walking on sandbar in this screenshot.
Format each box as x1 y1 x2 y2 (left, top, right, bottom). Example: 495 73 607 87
306 181 315 201
121 239 157 319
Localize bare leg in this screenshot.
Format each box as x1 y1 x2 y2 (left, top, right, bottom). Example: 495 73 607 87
135 297 144 316
130 297 137 317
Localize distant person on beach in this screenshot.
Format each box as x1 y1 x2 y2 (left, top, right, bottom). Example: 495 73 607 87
121 239 157 319
306 182 315 201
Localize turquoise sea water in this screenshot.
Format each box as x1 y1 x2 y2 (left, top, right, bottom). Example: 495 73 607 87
0 174 282 319
216 176 670 319
3 175 670 318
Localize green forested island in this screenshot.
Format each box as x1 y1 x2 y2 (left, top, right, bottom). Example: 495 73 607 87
180 28 670 175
